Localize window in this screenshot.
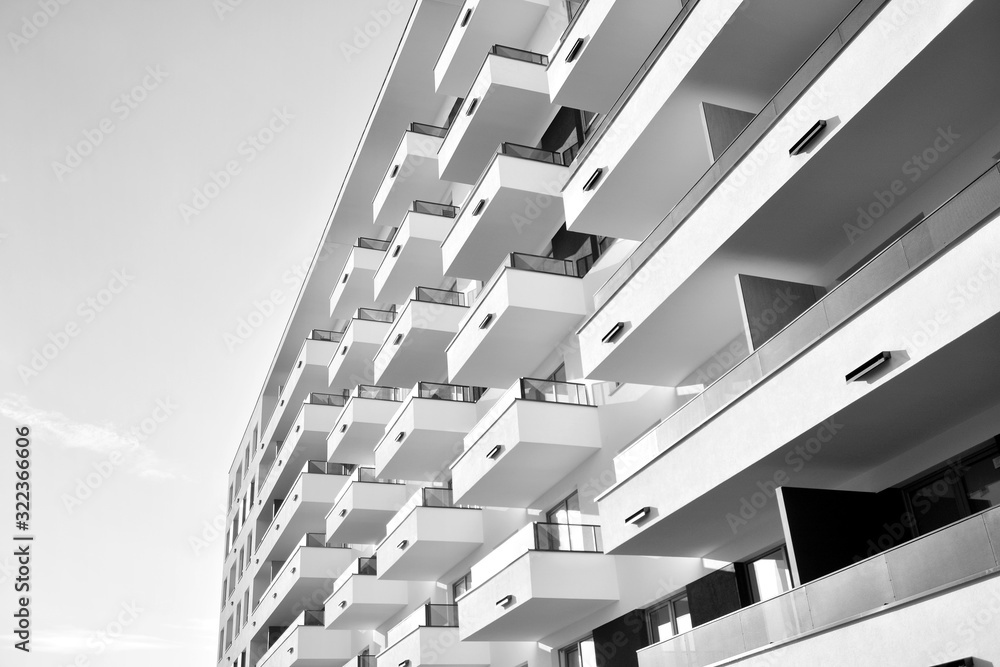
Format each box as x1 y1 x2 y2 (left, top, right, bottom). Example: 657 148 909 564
646 594 692 643
904 438 1000 536
546 491 581 524
235 602 242 636
451 572 472 602
545 363 567 383
239 548 245 576
218 629 225 660
746 547 793 603
560 636 597 667
242 589 250 627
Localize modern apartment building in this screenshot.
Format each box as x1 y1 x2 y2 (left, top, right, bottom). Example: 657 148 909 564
218 1 1000 666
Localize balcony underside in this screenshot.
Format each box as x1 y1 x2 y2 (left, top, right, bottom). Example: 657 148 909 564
325 575 409 630
327 482 410 545
373 132 448 229
582 0 1000 385
374 211 453 304
373 302 467 387
327 399 403 466
376 399 479 480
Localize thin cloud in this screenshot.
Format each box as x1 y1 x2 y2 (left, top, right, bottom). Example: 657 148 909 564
0 394 178 479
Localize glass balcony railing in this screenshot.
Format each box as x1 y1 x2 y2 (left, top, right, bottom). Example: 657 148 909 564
303 610 324 626
519 378 590 405
408 121 448 138
307 461 354 476
533 522 602 552
356 556 377 576
412 200 458 217
355 655 376 667
387 603 461 646
489 44 549 66
509 251 578 276
615 164 1000 481
416 381 484 403
422 486 477 509
357 237 392 251
307 391 348 407
356 307 396 323
499 141 567 165
354 384 408 402
414 286 467 306
309 328 345 343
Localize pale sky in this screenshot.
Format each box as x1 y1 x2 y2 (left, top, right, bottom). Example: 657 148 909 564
0 0 406 664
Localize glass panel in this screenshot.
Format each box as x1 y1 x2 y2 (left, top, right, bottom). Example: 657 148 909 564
533 522 601 552
521 378 589 405
356 308 395 323
353 467 379 483
672 596 692 634
356 237 391 251
425 604 459 627
748 548 793 603
648 601 674 643
417 382 482 402
964 452 1000 513
309 329 345 342
409 122 448 138
356 385 405 401
308 392 348 406
490 44 549 66
500 142 562 164
563 645 581 667
909 473 966 535
414 286 465 306
509 252 577 276
304 610 324 626
412 200 458 217
358 557 377 576
579 638 597 667
423 487 455 508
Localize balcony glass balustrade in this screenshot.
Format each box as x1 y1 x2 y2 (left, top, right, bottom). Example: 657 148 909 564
415 381 484 403
356 237 392 252
355 307 396 323
413 286 467 307
309 329 345 343
353 384 408 402
408 121 448 138
307 392 349 407
411 200 458 217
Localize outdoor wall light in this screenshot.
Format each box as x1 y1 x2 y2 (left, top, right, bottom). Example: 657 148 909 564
397 540 408 549
390 165 399 178
602 321 626 344
845 351 891 383
479 313 494 329
583 168 604 192
395 431 406 442
460 8 472 27
788 119 828 156
625 507 651 525
466 98 479 116
496 595 514 608
486 445 503 460
472 198 487 216
566 37 585 63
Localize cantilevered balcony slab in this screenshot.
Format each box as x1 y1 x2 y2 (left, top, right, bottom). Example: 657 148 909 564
377 496 483 581
258 623 358 667
326 386 408 466
328 310 395 389
373 290 469 387
324 557 409 630
442 146 571 280
253 545 357 630
330 241 390 320
326 471 410 545
373 202 458 304
548 0 684 112
258 394 349 504
263 334 341 451
375 383 482 480
447 254 587 387
255 469 352 568
434 0 549 96
452 379 600 508
381 605 490 667
438 50 553 184
457 523 618 641
372 125 448 230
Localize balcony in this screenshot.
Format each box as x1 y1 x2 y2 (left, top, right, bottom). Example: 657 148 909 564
638 506 1000 667
326 468 409 545
434 0 549 96
257 613 358 667
375 382 484 480
257 393 349 507
252 542 357 630
576 0 1000 386
596 164 1000 559
372 124 449 230
373 288 470 387
379 604 490 667
457 522 618 641
373 201 458 304
254 465 352 568
329 239 391 321
326 385 408 466
442 143 572 281
561 0 862 240
451 378 600 507
327 309 396 390
263 333 342 452
547 0 683 112
324 556 408 630
376 488 483 581
446 253 588 387
438 48 553 184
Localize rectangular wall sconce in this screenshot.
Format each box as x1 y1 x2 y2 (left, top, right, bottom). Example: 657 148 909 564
625 507 651 525
565 38 585 63
602 321 626 343
788 119 827 156
486 444 503 460
845 351 891 383
496 595 514 608
583 168 604 192
479 313 494 329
